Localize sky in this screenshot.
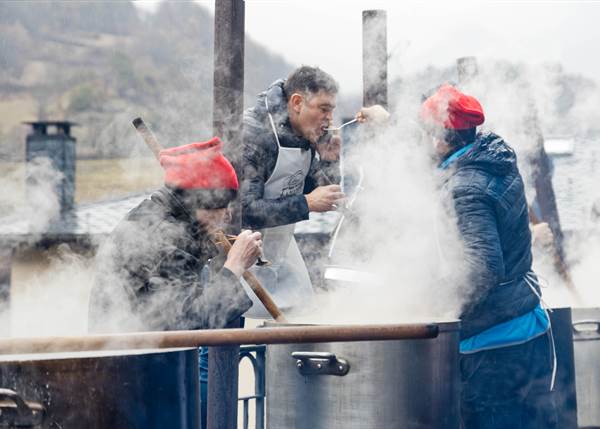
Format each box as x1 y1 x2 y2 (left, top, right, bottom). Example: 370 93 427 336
135 0 599 96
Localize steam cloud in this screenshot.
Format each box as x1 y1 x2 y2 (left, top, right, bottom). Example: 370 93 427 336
292 113 469 325
2 57 600 337
293 58 600 325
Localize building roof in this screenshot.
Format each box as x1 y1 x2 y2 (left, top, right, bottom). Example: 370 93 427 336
0 193 149 246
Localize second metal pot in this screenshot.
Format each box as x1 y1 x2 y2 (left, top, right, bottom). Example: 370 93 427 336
0 347 200 429
572 307 600 428
265 321 460 429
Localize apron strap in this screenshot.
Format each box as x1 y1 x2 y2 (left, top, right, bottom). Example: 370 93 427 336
265 96 282 148
524 271 557 391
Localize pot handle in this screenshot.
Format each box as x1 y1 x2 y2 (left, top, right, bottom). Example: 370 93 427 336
0 388 45 427
572 320 600 337
291 351 350 376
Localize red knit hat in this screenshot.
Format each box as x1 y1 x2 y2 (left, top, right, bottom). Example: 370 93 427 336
159 137 238 209
420 84 485 130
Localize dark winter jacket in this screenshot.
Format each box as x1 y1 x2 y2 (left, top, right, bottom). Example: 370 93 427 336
241 79 340 229
88 187 252 333
441 132 540 339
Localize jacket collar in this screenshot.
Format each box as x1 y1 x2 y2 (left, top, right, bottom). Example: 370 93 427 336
438 144 474 170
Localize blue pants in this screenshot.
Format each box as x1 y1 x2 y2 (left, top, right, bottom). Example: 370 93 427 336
460 334 557 429
199 347 209 429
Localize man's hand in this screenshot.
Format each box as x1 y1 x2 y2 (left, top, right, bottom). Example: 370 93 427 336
306 185 345 213
316 133 341 161
531 222 554 249
223 230 263 278
356 105 390 124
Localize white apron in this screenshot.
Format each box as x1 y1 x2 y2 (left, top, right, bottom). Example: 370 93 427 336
242 109 314 318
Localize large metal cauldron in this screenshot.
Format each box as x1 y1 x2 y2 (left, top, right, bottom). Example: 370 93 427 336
265 321 460 429
572 307 600 429
0 347 199 429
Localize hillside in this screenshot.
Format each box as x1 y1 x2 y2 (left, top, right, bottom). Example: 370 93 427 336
0 1 294 159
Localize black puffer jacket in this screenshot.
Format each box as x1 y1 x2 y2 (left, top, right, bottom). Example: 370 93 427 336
441 132 540 339
88 187 252 333
241 79 340 229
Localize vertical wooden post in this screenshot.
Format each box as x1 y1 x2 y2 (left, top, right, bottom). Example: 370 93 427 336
526 106 567 258
208 1 245 428
457 56 478 86
362 10 388 108
207 319 242 429
212 0 245 170
0 248 12 336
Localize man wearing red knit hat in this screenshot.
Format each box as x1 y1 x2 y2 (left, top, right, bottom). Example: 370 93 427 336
88 137 261 333
360 84 557 428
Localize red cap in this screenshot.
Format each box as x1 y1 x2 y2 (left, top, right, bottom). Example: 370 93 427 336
159 137 238 191
419 84 485 130
159 138 238 209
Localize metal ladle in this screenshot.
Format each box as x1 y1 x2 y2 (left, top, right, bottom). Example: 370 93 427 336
324 118 358 132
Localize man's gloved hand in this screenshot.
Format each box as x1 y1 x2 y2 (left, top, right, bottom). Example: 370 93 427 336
223 230 263 278
531 222 554 249
306 184 345 212
356 105 390 124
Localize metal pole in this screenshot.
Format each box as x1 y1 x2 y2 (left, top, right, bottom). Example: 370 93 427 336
209 1 245 427
0 248 12 337
208 319 242 429
0 323 440 355
362 10 388 108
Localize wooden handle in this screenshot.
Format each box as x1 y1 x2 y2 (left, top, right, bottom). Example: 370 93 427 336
132 117 162 161
0 323 440 355
528 207 582 303
212 231 287 323
132 116 288 322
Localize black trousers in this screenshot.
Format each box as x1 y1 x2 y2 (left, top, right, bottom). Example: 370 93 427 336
460 334 558 429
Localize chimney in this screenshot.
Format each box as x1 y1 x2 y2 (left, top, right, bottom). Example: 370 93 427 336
23 121 77 229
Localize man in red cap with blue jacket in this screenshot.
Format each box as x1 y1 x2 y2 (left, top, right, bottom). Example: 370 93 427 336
360 84 557 428
420 85 556 428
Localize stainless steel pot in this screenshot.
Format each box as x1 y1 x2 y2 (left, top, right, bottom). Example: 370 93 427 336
0 347 200 429
572 307 600 428
265 321 460 429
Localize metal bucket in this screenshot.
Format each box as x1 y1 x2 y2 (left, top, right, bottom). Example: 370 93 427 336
572 307 600 428
0 347 200 429
265 321 460 429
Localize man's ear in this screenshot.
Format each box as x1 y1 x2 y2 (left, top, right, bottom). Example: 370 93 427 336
288 93 304 115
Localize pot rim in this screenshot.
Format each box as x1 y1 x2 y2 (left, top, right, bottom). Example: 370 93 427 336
261 320 461 333
0 347 197 363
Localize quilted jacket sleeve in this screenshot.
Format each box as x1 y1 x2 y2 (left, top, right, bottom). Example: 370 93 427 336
451 184 504 298
147 246 252 330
